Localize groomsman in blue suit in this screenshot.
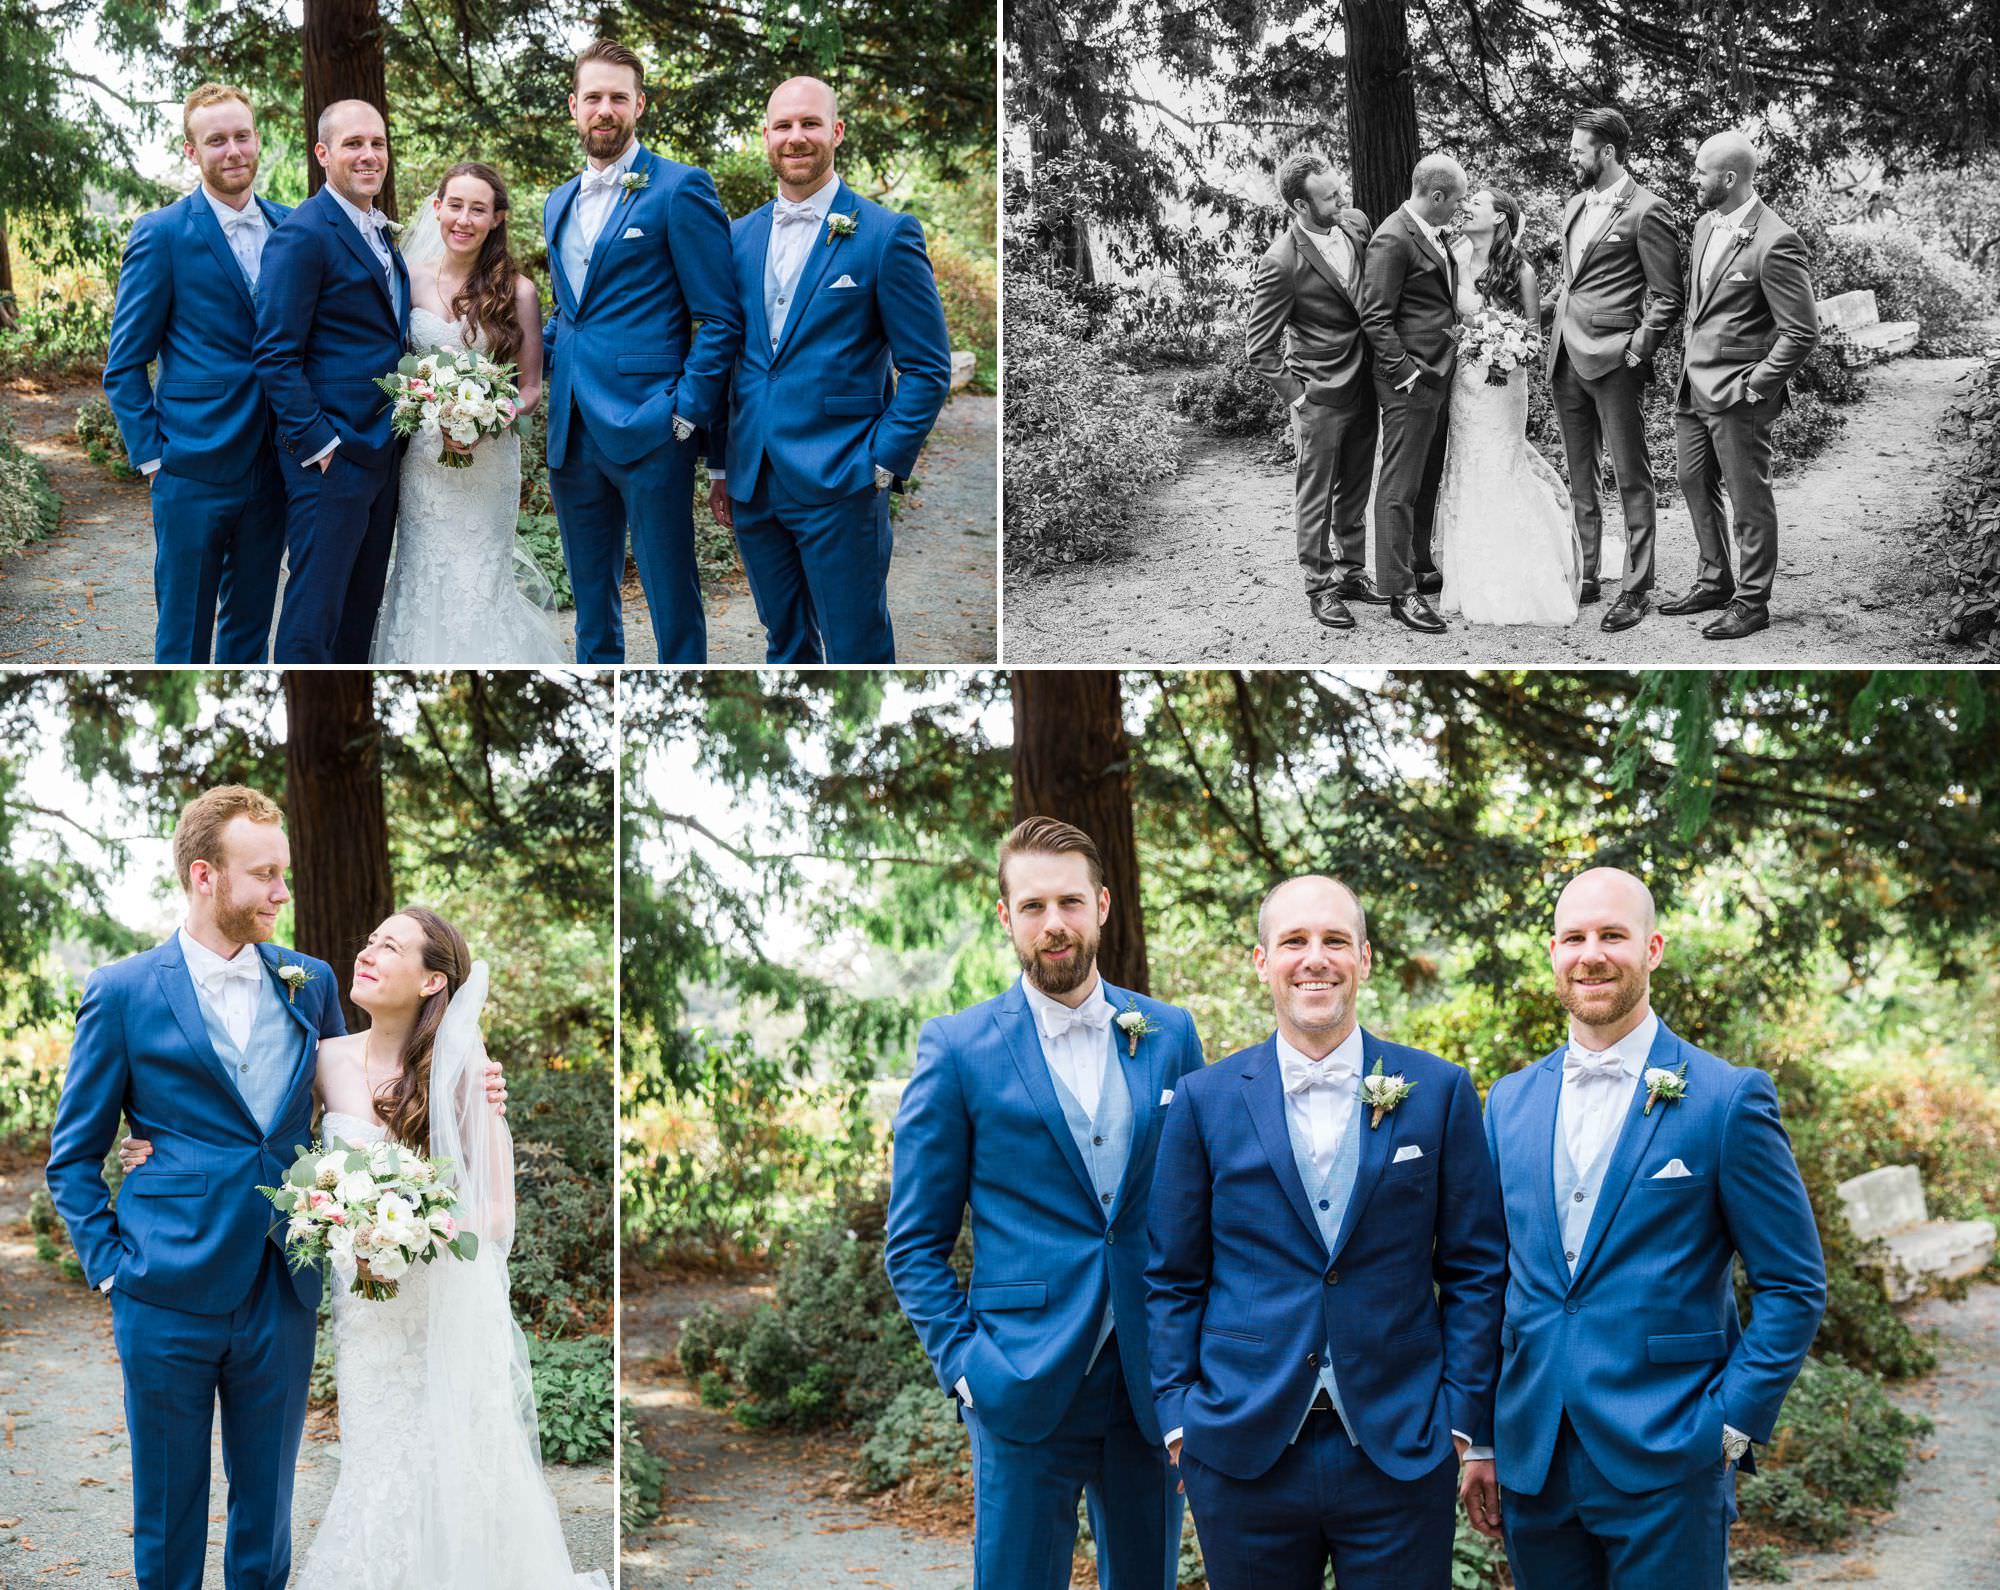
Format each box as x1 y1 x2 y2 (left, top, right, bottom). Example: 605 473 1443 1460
252 98 412 663
1483 867 1826 1587
103 84 290 663
542 39 743 664
705 77 955 664
1146 875 1506 1589
886 818 1203 1588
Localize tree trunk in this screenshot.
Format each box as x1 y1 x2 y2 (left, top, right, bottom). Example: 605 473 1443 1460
302 0 397 217
1010 670 1148 993
283 671 394 1031
0 213 16 329
1344 0 1421 231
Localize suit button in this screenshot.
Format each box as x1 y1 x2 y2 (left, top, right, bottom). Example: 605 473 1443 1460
1318 1199 1330 1210
1573 1191 1586 1202
1093 1135 1103 1146
1307 1352 1319 1367
1565 1250 1577 1263
1101 1192 1112 1204
1325 1270 1338 1286
1105 1231 1115 1245
1565 1301 1580 1315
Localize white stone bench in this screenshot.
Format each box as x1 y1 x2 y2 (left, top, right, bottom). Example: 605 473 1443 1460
950 350 977 391
1836 1164 1995 1302
1816 289 1920 366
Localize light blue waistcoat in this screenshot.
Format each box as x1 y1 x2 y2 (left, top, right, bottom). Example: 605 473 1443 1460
1286 1088 1364 1444
1554 1085 1620 1276
1045 1033 1135 1367
196 967 305 1138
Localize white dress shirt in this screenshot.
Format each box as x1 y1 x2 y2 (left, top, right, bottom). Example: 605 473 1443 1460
1571 176 1631 271
179 924 265 1053
766 170 839 348
1558 1009 1658 1177
1700 194 1758 292
1276 1024 1363 1181
1305 222 1355 286
564 137 642 298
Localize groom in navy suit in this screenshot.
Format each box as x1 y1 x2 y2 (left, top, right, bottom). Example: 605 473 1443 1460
1146 875 1505 1589
542 39 742 665
706 77 954 664
46 787 341 1590
886 817 1203 1588
252 98 412 663
1483 868 1825 1587
104 83 290 663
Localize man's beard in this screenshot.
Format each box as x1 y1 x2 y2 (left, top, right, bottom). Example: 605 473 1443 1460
1556 963 1646 1028
213 886 274 947
768 142 833 190
1572 153 1603 191
1015 928 1098 997
208 160 257 195
583 121 632 159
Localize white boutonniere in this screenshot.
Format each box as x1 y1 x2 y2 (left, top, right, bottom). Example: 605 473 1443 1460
1643 1062 1690 1116
380 215 404 242
1359 1057 1416 1129
1114 999 1159 1057
826 210 858 247
276 961 314 1005
619 170 650 205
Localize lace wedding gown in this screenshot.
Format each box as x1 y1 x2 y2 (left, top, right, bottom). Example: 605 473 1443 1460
295 1108 606 1590
1433 273 1588 626
371 306 565 664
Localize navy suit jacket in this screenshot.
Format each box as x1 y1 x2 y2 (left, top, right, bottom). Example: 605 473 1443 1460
103 190 292 485
1146 1030 1505 1481
884 979 1206 1447
709 180 954 504
540 145 743 470
1484 1022 1826 1495
45 938 344 1314
251 184 412 469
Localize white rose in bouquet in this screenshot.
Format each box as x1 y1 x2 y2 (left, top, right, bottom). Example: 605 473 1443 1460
449 419 482 447
368 1246 411 1283
419 401 442 435
335 1168 379 1204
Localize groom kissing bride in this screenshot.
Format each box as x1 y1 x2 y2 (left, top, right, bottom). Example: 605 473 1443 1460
886 818 1827 1589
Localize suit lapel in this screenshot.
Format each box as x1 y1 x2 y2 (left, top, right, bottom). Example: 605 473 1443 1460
577 146 650 313
154 939 262 1132
258 943 322 1100
545 176 582 319
1403 207 1452 281
319 187 397 318
1572 180 1631 281
1327 1029 1396 1264
1240 1038 1325 1249
186 192 257 313
1568 1023 1679 1288
744 201 776 353
1694 202 1761 321
774 178 854 363
1104 983 1162 1212
1291 222 1355 307
1521 1050 1572 1284
994 984 1099 1211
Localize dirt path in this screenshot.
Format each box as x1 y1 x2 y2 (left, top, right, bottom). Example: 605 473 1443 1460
0 1148 613 1584
1004 356 1976 664
622 1265 973 1589
1778 1282 2000 1587
0 379 995 666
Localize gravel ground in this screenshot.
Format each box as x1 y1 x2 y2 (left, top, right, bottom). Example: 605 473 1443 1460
0 1150 613 1584
0 379 995 667
1779 1281 2000 1588
1003 355 1977 664
622 1267 973 1589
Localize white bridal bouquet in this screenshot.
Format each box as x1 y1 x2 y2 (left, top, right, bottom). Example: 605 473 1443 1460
259 1137 477 1300
374 346 529 469
1455 306 1540 387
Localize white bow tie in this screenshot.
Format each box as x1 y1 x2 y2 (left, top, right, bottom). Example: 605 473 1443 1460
1585 189 1619 209
221 209 262 232
1284 1057 1353 1097
582 166 626 193
1040 1000 1111 1041
201 955 264 990
774 200 820 228
1564 1045 1628 1084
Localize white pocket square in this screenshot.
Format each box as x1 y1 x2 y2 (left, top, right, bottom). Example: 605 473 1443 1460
1606 232 1623 241
829 273 859 289
622 226 644 239
1651 1158 1693 1179
1393 1144 1424 1163
1728 270 1751 282
1159 1088 1175 1107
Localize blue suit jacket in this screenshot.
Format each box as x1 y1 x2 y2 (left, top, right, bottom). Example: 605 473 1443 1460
1484 1022 1826 1495
251 184 412 469
103 190 292 486
884 979 1206 1446
1146 1030 1505 1481
540 145 743 470
45 938 345 1314
709 180 954 504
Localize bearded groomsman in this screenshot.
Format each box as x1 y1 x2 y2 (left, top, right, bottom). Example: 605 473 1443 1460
104 85 290 663
1663 131 1820 640
886 818 1202 1589
706 76 953 664
1546 108 1684 634
1482 868 1825 1587
1147 876 1504 1589
1245 152 1382 632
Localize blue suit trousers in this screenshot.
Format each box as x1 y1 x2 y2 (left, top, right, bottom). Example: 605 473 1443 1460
273 446 399 663
111 1242 316 1590
150 454 285 663
733 463 894 664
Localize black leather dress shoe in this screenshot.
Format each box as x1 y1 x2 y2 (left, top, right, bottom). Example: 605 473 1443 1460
1415 570 1444 596
1331 572 1390 606
1578 579 1602 605
1310 589 1355 630
1658 585 1735 617
1702 600 1769 640
1390 593 1447 634
1600 592 1648 633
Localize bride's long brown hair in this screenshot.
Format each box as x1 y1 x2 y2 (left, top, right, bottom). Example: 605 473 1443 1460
371 906 473 1151
1475 188 1530 314
436 162 528 366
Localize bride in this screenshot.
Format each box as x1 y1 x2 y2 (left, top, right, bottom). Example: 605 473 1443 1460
373 162 565 663
1433 189 1596 626
122 907 605 1588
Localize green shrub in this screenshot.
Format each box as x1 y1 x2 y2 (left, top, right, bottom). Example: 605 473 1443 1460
0 417 61 554
930 230 996 393
1732 1543 1792 1583
1171 348 1286 438
673 1300 753 1379
528 1333 614 1464
1815 221 1999 357
0 291 113 379
1003 270 1181 571
1736 1354 1930 1548
1937 348 2000 653
508 1058 613 1186
509 1138 612 1334
857 1381 968 1491
1108 280 1238 370
620 1400 668 1536
74 394 136 479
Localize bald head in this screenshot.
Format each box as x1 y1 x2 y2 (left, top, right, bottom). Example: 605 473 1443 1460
1554 867 1656 937
316 98 384 147
314 99 388 207
1699 131 1758 183
764 75 844 199
1550 867 1662 1041
769 76 838 123
1257 874 1368 949
1408 152 1468 226
1693 130 1759 213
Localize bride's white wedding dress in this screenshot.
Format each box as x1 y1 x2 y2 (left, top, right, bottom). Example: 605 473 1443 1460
1434 270 1589 626
295 967 605 1590
371 305 565 664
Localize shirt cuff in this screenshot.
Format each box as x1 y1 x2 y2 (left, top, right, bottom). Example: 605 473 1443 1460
1723 1423 1752 1463
302 436 339 468
708 469 726 482
1164 1426 1183 1449
874 464 895 490
138 459 162 476
99 1276 114 1294
954 1376 972 1408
